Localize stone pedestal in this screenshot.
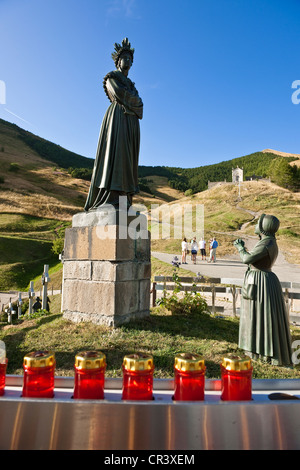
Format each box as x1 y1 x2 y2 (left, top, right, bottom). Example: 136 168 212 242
61 208 151 327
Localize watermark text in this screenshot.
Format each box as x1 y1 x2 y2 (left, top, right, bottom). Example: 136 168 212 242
95 196 204 241
291 80 300 105
0 80 6 105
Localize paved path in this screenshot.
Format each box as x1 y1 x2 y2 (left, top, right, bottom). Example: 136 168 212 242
152 238 300 284
152 249 300 316
153 251 247 280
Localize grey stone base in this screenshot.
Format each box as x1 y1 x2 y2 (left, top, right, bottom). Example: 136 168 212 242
61 213 151 327
62 260 151 326
72 206 145 229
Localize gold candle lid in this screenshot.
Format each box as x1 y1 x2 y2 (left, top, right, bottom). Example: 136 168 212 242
75 351 106 369
123 353 154 371
23 350 55 368
174 353 205 372
222 353 252 371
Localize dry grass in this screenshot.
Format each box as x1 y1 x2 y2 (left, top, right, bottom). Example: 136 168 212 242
0 125 89 220
1 121 300 271
133 176 184 209
0 188 80 220
147 180 300 262
262 148 300 167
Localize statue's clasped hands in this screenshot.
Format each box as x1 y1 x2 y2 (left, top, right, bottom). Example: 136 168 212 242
233 238 245 251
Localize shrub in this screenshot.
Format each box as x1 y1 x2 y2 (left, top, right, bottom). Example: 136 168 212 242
157 270 209 315
23 309 51 320
51 237 64 255
8 163 20 172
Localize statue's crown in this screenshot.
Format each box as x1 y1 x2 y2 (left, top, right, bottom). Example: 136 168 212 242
111 38 135 66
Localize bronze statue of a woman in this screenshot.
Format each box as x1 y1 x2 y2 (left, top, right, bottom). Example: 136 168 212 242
234 214 292 366
84 38 143 211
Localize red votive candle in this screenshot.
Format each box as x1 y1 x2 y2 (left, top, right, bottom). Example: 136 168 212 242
122 353 154 401
221 354 253 401
174 353 206 401
73 351 106 399
22 351 55 398
0 359 8 396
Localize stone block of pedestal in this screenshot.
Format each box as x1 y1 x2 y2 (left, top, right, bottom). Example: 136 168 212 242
61 209 151 327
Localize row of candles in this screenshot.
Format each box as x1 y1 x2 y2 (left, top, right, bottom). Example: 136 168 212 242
0 349 253 401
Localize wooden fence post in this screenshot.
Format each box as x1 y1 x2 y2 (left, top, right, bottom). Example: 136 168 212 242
211 284 215 314
231 286 237 317
290 292 294 313
152 282 157 307
284 288 289 314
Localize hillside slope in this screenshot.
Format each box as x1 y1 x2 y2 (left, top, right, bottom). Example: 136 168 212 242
0 119 183 290
0 119 91 220
150 180 300 264
262 148 300 167
0 118 299 291
0 118 183 218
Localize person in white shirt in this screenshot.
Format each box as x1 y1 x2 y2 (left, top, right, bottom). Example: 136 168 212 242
190 237 198 264
181 237 188 264
199 238 206 260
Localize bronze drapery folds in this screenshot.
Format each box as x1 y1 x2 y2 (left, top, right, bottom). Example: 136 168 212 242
85 38 143 211
234 214 293 366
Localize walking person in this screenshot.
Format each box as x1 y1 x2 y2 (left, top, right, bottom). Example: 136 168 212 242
191 237 198 264
208 237 218 263
199 238 206 260
181 237 188 264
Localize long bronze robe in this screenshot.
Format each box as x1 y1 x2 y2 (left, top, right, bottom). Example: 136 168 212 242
84 70 143 210
237 236 292 366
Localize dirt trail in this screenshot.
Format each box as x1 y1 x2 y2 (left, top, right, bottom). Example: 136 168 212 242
212 204 259 247
191 202 298 276
236 205 260 232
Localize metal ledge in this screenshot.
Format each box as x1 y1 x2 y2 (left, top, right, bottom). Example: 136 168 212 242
1 376 300 450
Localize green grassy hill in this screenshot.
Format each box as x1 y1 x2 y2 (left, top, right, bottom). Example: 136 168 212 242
0 117 299 293
150 180 300 264
0 119 91 291
0 118 94 170
0 213 69 290
167 152 300 193
0 118 183 291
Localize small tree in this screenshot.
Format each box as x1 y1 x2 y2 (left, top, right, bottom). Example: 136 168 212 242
51 237 64 255
269 158 297 189
8 163 20 172
157 270 209 315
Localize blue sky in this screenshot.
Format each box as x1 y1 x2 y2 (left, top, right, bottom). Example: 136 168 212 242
0 0 300 168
